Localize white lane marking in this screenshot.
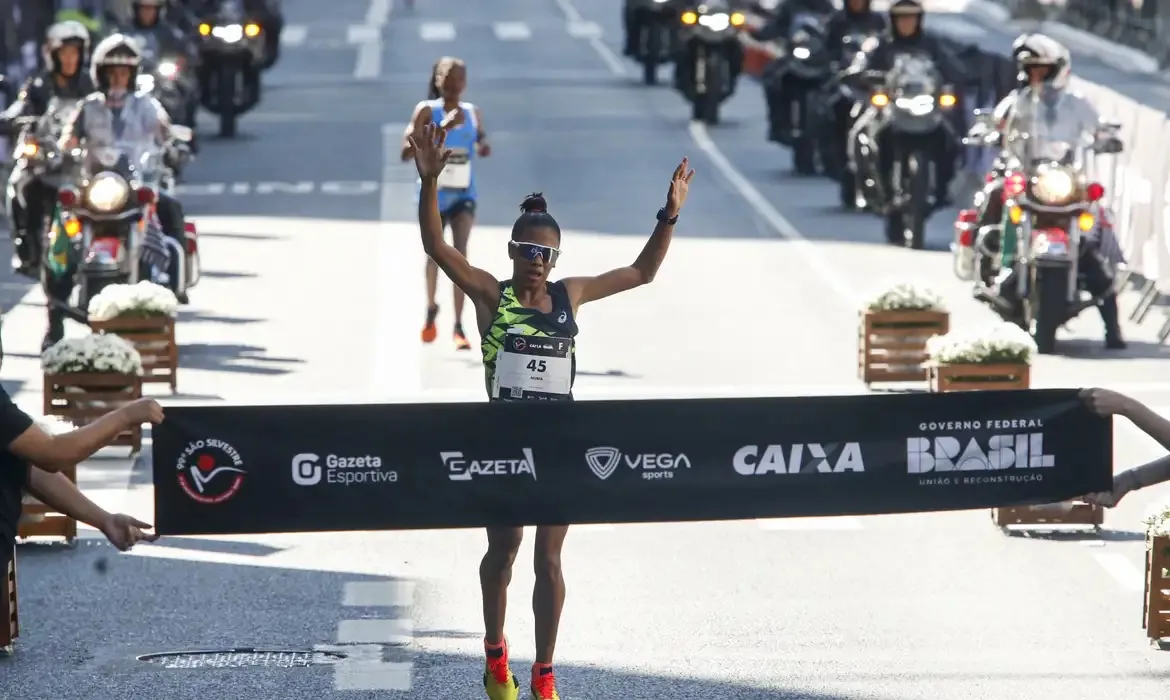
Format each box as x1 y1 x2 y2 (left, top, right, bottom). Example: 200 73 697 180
347 25 380 43
756 517 865 530
688 122 858 305
337 618 414 645
377 123 423 399
551 0 626 75
419 21 456 41
365 0 392 26
567 20 603 38
280 25 308 46
354 41 382 79
343 581 415 607
175 181 381 195
320 643 412 691
1092 552 1145 592
493 21 532 41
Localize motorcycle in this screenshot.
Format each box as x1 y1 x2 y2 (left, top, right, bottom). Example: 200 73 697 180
676 3 745 125
849 55 956 248
819 31 880 182
630 0 679 85
954 108 1122 354
196 1 265 137
6 98 81 276
763 13 832 174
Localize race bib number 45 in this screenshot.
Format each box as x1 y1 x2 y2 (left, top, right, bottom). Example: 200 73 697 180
494 334 572 398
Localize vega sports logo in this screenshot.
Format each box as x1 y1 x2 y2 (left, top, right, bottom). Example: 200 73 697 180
176 438 246 504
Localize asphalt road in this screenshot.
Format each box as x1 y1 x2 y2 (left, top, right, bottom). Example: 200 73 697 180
4 0 1170 698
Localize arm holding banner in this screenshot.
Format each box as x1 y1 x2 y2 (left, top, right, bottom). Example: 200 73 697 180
1082 388 1170 506
8 398 163 473
26 468 158 550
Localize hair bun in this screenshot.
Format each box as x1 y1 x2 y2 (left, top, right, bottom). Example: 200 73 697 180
520 193 547 214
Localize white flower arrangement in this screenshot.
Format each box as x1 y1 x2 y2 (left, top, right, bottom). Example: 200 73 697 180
1145 500 1170 540
41 334 143 375
925 322 1037 365
87 281 178 322
865 282 947 313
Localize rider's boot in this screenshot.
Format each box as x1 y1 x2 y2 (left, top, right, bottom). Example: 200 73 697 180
1100 296 1127 350
42 308 65 352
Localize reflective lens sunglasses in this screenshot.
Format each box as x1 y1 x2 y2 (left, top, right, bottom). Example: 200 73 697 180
509 240 560 265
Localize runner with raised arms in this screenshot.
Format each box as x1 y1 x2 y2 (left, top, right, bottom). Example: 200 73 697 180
407 120 694 700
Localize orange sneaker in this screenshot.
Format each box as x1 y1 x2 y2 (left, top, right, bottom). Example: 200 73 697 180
454 324 471 351
483 638 519 700
531 664 559 699
421 305 439 343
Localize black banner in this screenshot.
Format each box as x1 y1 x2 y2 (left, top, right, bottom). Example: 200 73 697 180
151 389 1112 536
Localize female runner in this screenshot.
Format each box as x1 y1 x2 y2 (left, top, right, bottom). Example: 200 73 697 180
407 121 694 700
402 56 491 350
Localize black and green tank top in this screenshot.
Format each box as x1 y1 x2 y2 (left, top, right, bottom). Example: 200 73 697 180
481 281 578 402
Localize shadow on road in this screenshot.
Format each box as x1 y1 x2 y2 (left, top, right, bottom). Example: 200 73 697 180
177 343 303 376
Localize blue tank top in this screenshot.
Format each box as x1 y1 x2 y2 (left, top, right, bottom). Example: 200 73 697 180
416 99 478 211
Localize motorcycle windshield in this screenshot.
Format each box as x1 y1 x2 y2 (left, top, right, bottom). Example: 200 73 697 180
120 141 164 184
888 53 938 96
1006 88 1095 166
130 32 160 63
39 98 80 138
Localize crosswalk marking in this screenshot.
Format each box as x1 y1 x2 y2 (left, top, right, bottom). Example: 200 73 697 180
280 24 308 46
567 20 603 38
419 21 456 41
342 581 415 607
493 21 532 40
347 24 381 44
337 618 414 645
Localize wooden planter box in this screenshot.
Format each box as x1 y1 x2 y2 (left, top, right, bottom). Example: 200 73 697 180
43 372 143 454
17 461 78 543
2 553 16 654
992 501 1103 530
927 362 1031 393
857 310 949 385
89 315 177 391
1146 534 1170 642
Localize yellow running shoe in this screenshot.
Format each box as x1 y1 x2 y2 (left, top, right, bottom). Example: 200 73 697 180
483 639 519 700
530 666 559 699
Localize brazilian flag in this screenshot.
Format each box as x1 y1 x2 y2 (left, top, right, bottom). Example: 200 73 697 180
46 205 76 278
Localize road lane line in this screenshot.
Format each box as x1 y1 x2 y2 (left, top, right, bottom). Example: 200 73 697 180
320 643 412 690
280 25 307 46
365 0 392 25
687 122 858 305
419 21 456 41
1091 552 1145 592
377 123 423 398
343 580 415 607
551 0 626 75
337 618 414 645
494 22 532 40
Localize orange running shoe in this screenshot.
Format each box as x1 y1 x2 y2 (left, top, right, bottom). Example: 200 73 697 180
531 664 559 700
421 305 439 343
483 638 519 700
454 324 471 351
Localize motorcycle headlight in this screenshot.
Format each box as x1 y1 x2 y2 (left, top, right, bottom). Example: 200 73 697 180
86 173 130 212
1034 168 1077 204
894 95 934 116
793 46 811 59
698 12 730 31
212 24 244 42
158 61 179 79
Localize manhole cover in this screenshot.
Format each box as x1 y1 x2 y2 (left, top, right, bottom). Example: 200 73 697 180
137 648 346 669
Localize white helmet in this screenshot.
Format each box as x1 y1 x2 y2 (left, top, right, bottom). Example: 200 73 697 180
1018 34 1071 90
44 20 91 72
90 34 143 89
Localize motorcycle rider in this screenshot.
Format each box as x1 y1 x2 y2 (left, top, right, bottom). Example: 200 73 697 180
988 36 1126 349
847 0 965 207
812 0 887 161
622 0 684 58
118 0 191 57
0 21 95 278
51 34 189 348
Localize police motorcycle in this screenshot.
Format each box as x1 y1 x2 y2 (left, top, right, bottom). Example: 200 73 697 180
762 13 833 174
6 98 81 276
953 109 1122 354
195 0 266 137
52 139 196 316
629 0 681 85
127 30 200 132
819 31 881 180
847 54 956 248
675 2 746 124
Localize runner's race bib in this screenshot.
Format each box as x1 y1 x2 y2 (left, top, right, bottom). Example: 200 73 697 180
493 332 572 399
438 148 471 190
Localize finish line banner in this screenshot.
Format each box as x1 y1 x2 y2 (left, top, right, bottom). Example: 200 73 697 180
150 389 1111 536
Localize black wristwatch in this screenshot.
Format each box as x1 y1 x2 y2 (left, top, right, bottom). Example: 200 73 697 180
656 208 679 225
